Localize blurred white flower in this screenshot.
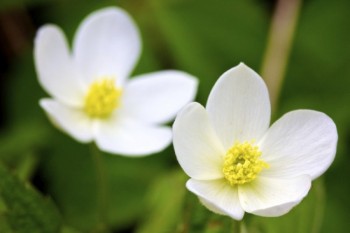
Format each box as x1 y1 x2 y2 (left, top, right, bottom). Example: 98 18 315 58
35 7 198 156
173 63 337 220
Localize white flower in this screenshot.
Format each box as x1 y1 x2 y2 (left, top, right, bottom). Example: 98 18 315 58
173 63 337 220
34 7 198 156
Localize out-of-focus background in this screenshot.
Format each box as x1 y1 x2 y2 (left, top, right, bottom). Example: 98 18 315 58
0 0 349 232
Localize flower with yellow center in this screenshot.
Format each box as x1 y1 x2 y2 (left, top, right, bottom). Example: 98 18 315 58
35 7 198 156
173 63 337 220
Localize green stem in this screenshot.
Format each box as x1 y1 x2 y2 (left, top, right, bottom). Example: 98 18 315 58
260 0 302 114
90 143 109 232
311 180 326 233
232 220 242 233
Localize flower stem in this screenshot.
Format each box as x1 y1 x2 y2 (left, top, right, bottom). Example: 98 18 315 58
90 143 109 232
311 180 326 233
232 220 242 233
260 0 302 114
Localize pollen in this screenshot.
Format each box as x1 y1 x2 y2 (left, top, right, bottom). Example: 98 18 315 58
222 141 269 185
84 78 122 118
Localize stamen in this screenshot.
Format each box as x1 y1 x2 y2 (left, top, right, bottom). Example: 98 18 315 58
84 78 122 118
222 141 269 185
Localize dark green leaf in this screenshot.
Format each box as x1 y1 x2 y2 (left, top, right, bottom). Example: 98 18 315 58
0 163 62 233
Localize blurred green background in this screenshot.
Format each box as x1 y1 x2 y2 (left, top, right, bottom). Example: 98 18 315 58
0 0 349 232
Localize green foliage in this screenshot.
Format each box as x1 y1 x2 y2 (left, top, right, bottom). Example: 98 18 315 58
37 133 175 231
0 0 350 232
136 170 186 233
136 170 242 233
0 164 62 233
142 0 269 105
0 122 50 180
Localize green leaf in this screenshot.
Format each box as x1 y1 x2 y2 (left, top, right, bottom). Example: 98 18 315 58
136 170 187 233
0 215 14 233
0 163 62 233
0 122 50 180
39 133 175 231
0 122 49 158
60 225 82 233
146 0 269 105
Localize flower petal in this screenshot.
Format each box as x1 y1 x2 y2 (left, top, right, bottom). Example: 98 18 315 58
40 99 93 142
206 63 271 150
94 117 171 156
238 175 311 217
259 110 338 180
173 103 225 180
123 70 198 124
187 179 244 220
73 7 141 85
34 25 85 107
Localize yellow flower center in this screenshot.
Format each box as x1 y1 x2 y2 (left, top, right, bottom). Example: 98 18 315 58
222 141 269 185
84 78 122 118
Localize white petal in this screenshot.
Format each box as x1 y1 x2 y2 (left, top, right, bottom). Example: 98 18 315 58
206 63 271 149
73 7 141 85
123 70 198 124
34 25 85 107
40 99 93 143
187 179 244 220
173 103 225 180
238 175 311 217
94 117 171 156
259 110 338 180
198 198 229 216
